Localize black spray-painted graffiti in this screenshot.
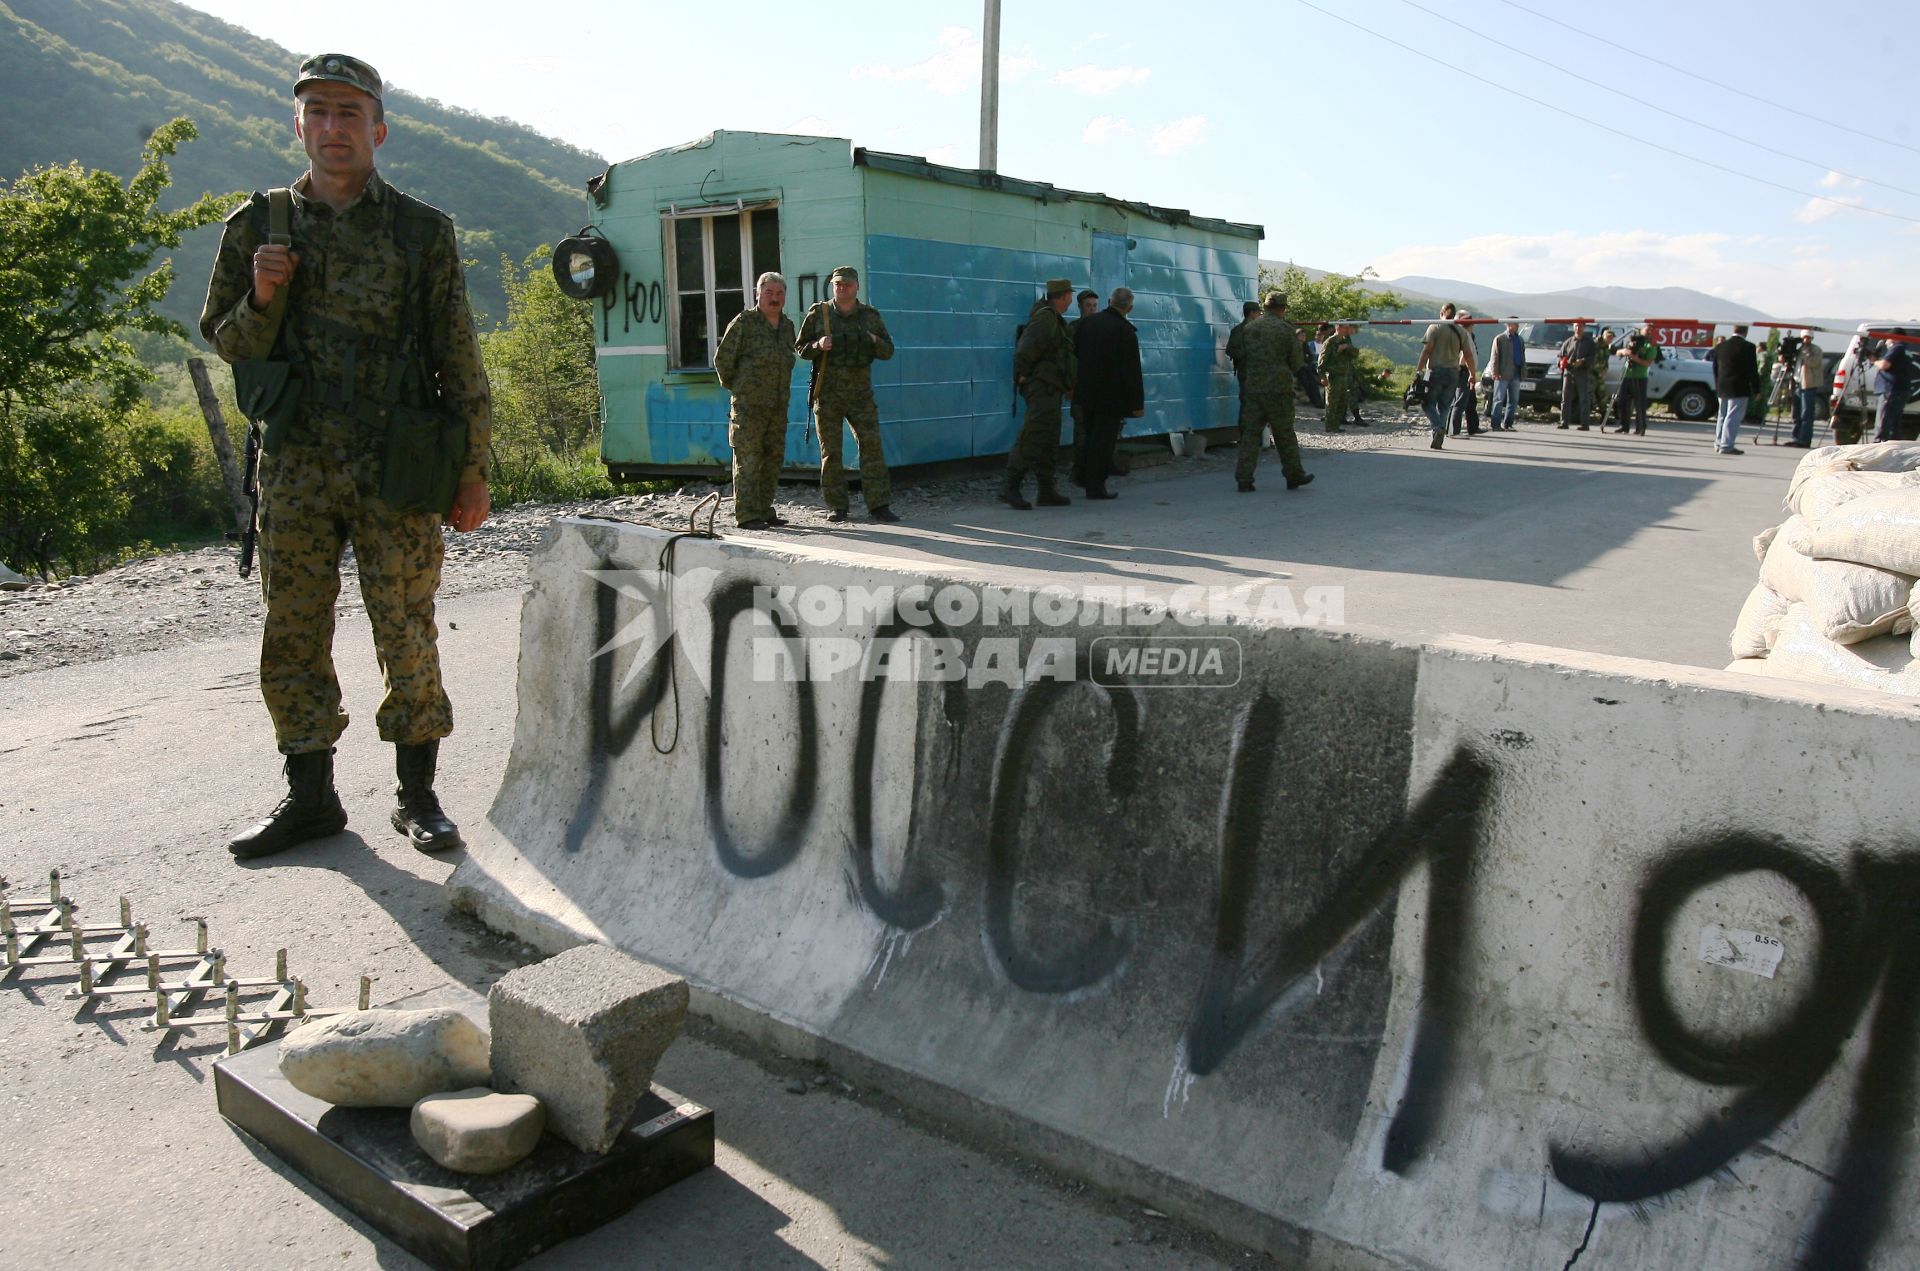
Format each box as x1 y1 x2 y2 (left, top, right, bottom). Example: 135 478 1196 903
600 272 665 342
575 566 1911 1265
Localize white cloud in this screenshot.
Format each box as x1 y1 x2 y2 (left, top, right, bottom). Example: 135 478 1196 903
924 142 963 166
1794 195 1867 224
783 115 835 136
1147 115 1209 155
1820 170 1863 190
1083 115 1134 145
851 27 1038 96
1052 63 1151 95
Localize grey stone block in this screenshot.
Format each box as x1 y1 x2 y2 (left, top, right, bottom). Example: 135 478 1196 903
488 945 688 1154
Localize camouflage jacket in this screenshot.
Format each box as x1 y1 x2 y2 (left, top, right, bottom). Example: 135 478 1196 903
198 171 492 484
1015 300 1076 394
1226 317 1254 383
796 301 894 380
1317 333 1358 384
716 308 798 412
1240 314 1303 395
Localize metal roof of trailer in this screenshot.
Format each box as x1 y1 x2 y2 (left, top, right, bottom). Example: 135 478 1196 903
852 147 1263 241
595 131 1263 241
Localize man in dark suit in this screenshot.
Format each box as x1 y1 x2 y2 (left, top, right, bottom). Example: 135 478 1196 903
1706 325 1759 454
1073 287 1146 499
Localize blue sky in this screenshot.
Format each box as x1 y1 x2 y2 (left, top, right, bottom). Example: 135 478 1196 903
181 0 1919 319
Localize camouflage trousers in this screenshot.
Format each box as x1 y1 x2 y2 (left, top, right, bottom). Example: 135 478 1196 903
1324 377 1354 431
1236 392 1305 484
729 406 786 524
1010 386 1065 474
258 444 451 756
815 383 891 511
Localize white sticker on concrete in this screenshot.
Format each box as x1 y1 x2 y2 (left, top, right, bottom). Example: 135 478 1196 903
1697 925 1786 978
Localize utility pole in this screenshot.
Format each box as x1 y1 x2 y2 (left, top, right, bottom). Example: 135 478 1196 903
979 0 1000 172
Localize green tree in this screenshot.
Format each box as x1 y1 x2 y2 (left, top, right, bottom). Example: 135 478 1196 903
479 244 614 506
1258 264 1409 328
0 117 233 576
482 245 600 452
1261 264 1415 398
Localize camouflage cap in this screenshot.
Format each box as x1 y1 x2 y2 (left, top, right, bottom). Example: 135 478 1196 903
1045 278 1073 298
295 53 383 103
830 265 859 284
1262 291 1289 311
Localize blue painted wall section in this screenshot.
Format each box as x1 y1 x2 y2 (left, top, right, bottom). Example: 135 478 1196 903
1125 234 1259 440
864 233 1088 465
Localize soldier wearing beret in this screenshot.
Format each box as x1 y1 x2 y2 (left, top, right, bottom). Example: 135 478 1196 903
1003 278 1078 509
200 53 491 861
796 266 899 522
1235 292 1312 492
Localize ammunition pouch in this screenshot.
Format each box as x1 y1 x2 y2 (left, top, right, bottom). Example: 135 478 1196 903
380 404 467 517
232 357 304 455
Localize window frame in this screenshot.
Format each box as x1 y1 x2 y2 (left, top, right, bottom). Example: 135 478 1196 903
661 200 780 371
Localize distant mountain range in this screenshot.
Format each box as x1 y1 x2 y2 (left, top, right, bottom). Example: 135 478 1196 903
1 0 607 331
1273 264 1865 335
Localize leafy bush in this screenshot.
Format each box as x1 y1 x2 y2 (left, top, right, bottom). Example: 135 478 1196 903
489 439 616 507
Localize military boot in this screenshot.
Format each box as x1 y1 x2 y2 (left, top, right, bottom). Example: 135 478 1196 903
228 750 348 859
1000 468 1032 510
392 741 464 853
1035 476 1072 507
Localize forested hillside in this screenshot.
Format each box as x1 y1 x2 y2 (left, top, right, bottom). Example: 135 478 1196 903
0 0 606 328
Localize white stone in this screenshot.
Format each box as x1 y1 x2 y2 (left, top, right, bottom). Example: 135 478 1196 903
0 562 27 590
279 1007 490 1107
489 945 687 1154
410 1088 545 1174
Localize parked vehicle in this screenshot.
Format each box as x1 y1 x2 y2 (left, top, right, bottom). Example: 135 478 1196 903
1506 323 1721 420
1830 322 1920 441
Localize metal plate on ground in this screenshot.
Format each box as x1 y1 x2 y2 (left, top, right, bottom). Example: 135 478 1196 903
214 983 713 1271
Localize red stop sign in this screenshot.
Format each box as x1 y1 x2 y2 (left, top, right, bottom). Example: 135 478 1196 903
1645 321 1714 349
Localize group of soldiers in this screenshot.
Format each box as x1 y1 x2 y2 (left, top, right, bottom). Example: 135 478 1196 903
714 265 900 529
1221 292 1352 492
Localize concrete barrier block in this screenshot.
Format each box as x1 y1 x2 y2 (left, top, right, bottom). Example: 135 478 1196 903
487 944 689 1154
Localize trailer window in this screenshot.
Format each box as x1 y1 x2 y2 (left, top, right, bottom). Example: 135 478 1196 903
664 205 781 369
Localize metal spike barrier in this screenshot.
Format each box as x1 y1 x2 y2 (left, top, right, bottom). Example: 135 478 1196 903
1 870 368 1054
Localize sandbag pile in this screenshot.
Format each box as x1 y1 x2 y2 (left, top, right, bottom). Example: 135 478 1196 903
1726 441 1920 696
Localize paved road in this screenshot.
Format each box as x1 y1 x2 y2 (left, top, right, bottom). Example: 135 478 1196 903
807 415 1801 670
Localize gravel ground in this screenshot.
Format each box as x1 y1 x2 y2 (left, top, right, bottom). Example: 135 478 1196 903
0 405 1433 678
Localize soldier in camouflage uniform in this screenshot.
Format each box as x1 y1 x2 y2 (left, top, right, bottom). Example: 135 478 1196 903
1225 300 1261 423
1590 327 1615 426
1318 321 1360 435
714 272 796 530
1002 278 1078 509
796 266 899 523
199 54 490 861
1236 293 1312 492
